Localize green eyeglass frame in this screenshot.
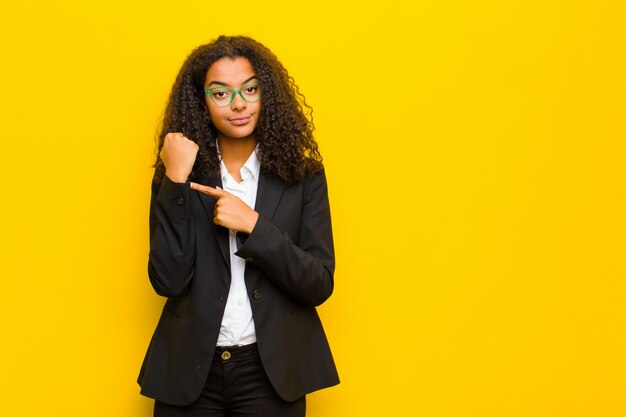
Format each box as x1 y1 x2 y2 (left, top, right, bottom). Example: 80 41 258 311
204 82 262 107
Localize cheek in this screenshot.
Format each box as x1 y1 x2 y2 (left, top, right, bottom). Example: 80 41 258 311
252 104 262 127
206 103 224 121
252 101 262 118
204 100 215 117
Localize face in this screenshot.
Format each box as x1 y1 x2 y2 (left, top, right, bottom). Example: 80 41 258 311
204 56 261 142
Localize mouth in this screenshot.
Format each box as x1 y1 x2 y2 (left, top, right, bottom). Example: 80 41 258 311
228 115 252 126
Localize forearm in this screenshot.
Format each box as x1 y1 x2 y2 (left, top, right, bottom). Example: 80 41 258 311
235 170 335 306
236 216 334 306
147 175 196 297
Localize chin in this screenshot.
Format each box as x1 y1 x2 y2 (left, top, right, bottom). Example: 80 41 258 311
231 129 255 139
219 129 256 141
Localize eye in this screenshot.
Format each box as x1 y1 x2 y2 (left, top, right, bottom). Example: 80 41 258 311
211 89 232 100
243 85 259 96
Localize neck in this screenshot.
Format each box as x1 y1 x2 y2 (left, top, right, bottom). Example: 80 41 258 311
218 135 257 162
218 135 257 182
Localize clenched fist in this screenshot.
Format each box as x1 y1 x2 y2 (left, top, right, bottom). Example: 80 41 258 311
160 132 199 183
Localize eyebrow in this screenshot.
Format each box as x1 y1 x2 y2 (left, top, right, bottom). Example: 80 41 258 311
207 75 257 88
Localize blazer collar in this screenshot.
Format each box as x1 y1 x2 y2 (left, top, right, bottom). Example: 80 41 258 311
196 170 285 269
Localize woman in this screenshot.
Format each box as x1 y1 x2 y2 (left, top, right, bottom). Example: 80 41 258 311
137 35 339 417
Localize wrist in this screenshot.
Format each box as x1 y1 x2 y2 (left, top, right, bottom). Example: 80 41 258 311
165 170 189 183
245 212 259 234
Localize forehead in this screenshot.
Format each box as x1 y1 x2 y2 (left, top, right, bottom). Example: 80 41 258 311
205 56 256 86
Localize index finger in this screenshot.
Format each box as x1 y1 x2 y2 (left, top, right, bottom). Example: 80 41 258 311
190 182 228 198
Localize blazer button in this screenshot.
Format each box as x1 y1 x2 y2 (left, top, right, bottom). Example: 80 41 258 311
252 289 262 300
176 197 185 205
246 257 253 262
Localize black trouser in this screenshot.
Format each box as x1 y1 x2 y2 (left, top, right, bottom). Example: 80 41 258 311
154 344 306 417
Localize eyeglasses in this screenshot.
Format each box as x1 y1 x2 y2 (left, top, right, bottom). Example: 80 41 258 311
204 82 262 107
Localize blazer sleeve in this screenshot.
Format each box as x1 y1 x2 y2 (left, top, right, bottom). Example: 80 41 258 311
235 169 335 307
147 174 196 297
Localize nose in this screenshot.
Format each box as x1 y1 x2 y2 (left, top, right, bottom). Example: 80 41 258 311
231 92 247 112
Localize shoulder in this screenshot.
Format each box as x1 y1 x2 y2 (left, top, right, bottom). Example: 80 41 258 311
297 158 326 185
303 156 324 176
300 162 330 205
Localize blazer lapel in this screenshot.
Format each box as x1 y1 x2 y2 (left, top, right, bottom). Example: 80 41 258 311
254 171 285 221
196 176 231 270
244 171 285 291
195 171 285 271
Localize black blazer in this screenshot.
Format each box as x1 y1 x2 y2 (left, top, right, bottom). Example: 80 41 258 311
137 168 339 406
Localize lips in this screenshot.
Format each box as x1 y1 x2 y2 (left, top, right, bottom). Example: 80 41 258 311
228 116 251 126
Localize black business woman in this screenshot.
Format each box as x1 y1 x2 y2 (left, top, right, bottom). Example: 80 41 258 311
137 35 339 417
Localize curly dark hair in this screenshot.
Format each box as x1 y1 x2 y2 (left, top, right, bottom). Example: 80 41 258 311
153 35 323 184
